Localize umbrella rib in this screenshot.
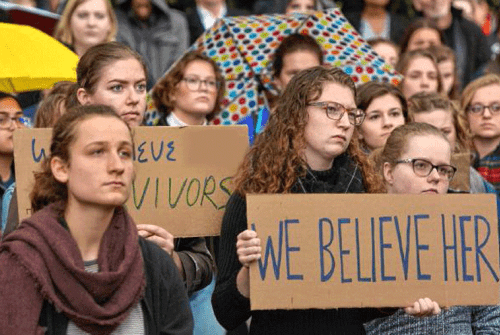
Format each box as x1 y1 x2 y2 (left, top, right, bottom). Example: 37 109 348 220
8 78 16 94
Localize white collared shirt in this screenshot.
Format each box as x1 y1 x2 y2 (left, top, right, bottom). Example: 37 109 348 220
196 4 227 30
166 112 208 126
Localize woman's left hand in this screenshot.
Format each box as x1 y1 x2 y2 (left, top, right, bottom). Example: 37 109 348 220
404 298 441 317
137 224 184 277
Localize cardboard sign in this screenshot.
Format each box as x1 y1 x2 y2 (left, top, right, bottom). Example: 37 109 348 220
14 126 248 237
247 194 499 310
450 152 471 192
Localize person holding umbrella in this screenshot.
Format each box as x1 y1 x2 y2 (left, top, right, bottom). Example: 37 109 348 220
212 66 441 334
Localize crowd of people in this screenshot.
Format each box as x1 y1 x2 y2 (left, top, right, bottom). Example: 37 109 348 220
1 0 500 334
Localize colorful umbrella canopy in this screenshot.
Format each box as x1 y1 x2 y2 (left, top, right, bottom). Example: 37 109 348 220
144 8 402 126
0 23 78 93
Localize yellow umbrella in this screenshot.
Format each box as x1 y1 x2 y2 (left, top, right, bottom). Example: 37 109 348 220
0 23 78 93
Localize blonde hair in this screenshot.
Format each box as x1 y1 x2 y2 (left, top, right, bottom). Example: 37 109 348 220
54 0 117 47
461 74 500 113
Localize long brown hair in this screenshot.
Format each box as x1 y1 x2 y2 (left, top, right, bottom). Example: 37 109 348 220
428 44 460 100
407 92 471 152
399 18 444 54
30 105 132 212
35 82 79 128
77 42 147 95
396 48 443 95
234 66 381 195
152 52 225 121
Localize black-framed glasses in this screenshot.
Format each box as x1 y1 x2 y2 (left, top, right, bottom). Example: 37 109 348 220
467 103 500 115
182 77 219 91
307 101 366 126
396 158 457 181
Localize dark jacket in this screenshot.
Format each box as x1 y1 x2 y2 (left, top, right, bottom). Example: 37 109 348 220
344 11 409 44
115 0 189 87
185 5 247 45
441 7 491 86
39 238 194 334
154 118 216 295
212 153 390 334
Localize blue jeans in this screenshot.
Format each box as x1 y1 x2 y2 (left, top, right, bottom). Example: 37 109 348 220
189 277 225 335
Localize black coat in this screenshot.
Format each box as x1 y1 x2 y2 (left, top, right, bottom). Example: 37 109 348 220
39 238 194 334
185 6 248 45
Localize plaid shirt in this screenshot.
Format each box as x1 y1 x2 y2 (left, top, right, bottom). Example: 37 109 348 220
474 143 500 195
365 306 500 334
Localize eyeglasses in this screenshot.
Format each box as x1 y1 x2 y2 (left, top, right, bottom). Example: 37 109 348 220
467 103 500 115
396 158 457 181
182 77 219 91
307 101 366 126
0 113 29 129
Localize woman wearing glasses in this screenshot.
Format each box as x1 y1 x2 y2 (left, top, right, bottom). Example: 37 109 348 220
152 52 225 126
461 74 500 194
408 92 496 194
212 66 440 334
367 122 500 333
151 51 224 334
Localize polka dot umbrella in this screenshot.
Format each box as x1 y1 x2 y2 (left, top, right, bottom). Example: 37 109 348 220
144 8 402 127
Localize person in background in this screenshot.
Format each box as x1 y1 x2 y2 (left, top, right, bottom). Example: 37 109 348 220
415 0 490 86
152 51 225 335
0 93 24 235
0 105 193 334
428 44 460 98
270 33 323 107
356 81 407 153
2 82 80 237
185 0 247 45
396 48 443 100
34 81 79 128
461 74 500 193
344 0 409 44
408 91 496 193
367 38 399 67
212 66 440 334
253 0 319 15
399 18 444 54
53 0 117 57
368 122 500 334
115 0 189 88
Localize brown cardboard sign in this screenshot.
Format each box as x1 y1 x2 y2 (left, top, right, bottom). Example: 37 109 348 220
450 152 471 192
14 126 248 237
247 194 499 310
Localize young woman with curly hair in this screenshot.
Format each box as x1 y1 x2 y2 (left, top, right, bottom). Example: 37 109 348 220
212 66 440 334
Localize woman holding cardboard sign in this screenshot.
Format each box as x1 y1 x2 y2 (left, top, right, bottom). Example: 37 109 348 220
212 66 440 334
407 92 496 194
367 122 500 333
151 51 227 334
74 43 215 300
0 105 193 333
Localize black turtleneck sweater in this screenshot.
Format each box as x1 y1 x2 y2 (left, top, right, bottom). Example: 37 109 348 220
212 153 389 334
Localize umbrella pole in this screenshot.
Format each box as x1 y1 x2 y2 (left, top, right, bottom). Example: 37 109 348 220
8 78 16 94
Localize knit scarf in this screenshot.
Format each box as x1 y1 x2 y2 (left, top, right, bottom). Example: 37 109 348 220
0 202 145 334
291 152 365 194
